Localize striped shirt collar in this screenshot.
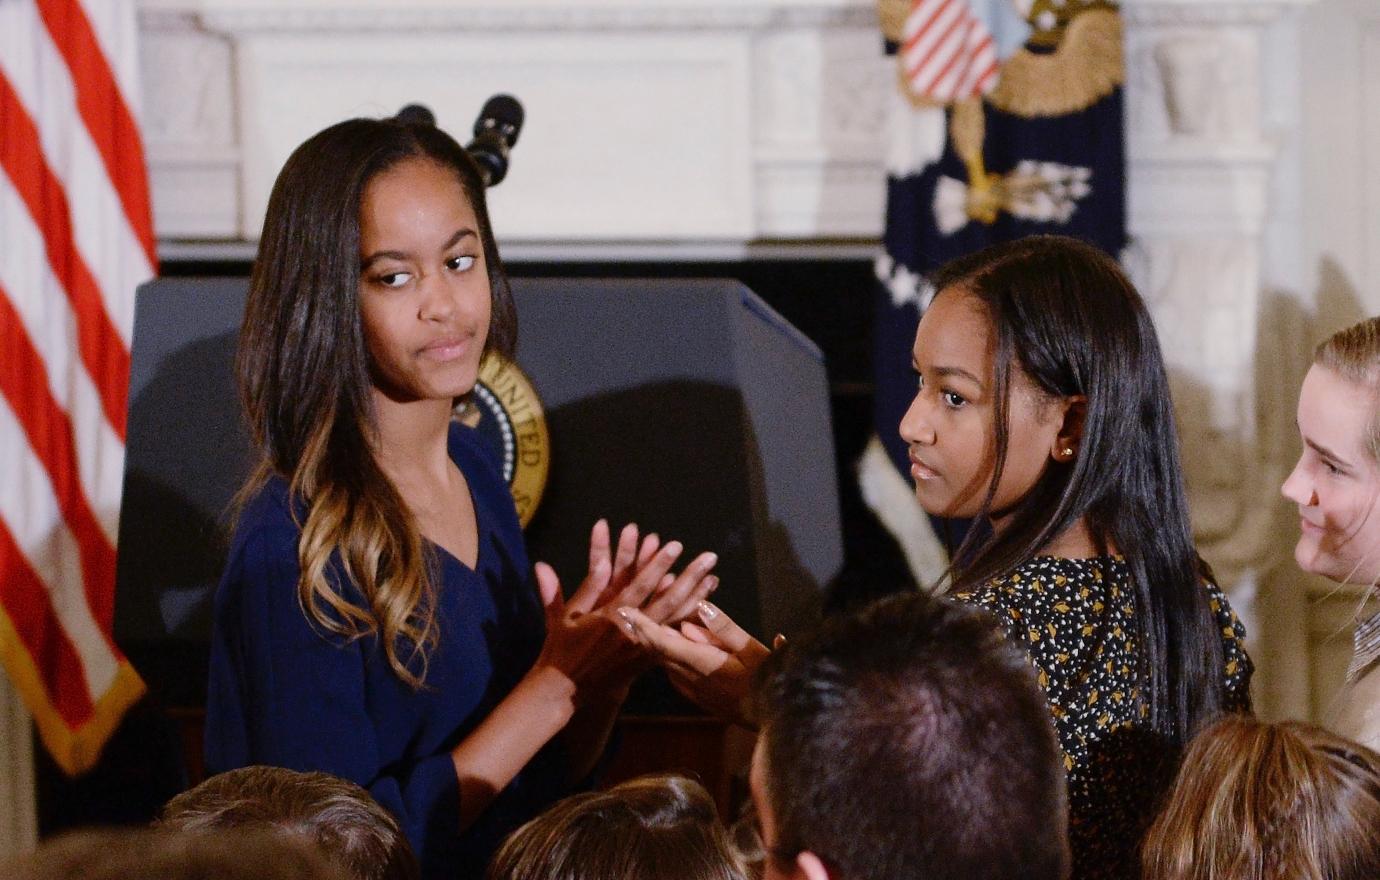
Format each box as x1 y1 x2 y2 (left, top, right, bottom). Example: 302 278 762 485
1349 609 1380 683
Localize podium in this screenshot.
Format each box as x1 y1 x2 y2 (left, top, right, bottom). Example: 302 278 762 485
114 277 842 714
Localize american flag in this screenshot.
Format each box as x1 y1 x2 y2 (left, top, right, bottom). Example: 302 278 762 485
0 0 152 775
900 0 999 102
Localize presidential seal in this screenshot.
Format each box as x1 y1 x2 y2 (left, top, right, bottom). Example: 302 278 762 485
453 354 550 528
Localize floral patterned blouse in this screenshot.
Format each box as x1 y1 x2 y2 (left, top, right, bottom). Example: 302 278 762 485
954 556 1252 880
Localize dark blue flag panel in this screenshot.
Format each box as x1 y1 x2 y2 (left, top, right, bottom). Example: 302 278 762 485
863 2 1127 584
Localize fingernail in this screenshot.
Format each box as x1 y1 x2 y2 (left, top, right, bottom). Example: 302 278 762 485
707 576 719 593
697 601 718 622
665 541 683 558
701 552 719 569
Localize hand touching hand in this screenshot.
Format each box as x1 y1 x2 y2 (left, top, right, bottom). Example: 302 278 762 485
617 600 769 729
531 520 723 704
568 520 721 625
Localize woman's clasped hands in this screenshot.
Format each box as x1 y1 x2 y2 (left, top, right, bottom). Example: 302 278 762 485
532 519 719 704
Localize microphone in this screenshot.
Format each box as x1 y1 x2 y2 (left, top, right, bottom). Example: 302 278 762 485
464 94 524 187
392 95 525 188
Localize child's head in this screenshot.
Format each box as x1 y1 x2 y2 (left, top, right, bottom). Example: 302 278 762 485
1141 715 1380 880
238 115 515 475
1282 317 1380 585
901 234 1223 742
5 827 349 880
486 775 747 880
158 766 418 880
751 592 1068 880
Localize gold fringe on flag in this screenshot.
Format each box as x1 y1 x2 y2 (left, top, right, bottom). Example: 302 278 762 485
0 608 146 776
989 8 1124 119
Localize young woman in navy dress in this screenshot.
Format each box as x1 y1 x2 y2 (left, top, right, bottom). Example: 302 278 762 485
204 117 718 880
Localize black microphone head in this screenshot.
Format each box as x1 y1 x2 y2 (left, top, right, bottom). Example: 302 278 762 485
475 94 523 147
395 104 436 126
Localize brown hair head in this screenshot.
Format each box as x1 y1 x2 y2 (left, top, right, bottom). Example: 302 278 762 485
486 774 748 880
1141 715 1380 880
1315 316 1380 464
3 827 349 880
159 766 418 880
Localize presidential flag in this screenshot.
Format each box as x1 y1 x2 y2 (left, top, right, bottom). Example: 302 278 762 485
0 0 153 775
862 0 1127 586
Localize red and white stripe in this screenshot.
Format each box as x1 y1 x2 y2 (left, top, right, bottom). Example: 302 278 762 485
0 0 151 774
900 0 1000 103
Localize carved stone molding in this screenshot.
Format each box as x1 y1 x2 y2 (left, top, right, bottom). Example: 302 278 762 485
139 0 894 243
139 0 1315 247
0 675 36 859
1118 5 1319 709
139 6 240 238
1121 0 1315 27
192 0 879 34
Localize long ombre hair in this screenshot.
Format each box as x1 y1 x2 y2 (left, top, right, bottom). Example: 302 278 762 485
1141 715 1380 880
236 117 516 687
933 235 1228 747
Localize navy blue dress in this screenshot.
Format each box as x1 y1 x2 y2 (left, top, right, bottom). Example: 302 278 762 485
204 424 567 880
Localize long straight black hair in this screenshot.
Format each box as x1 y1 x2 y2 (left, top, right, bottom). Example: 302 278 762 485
236 117 516 686
935 234 1226 747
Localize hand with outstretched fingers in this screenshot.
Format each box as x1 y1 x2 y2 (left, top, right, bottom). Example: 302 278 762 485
616 600 768 729
566 520 720 625
565 520 657 616
536 519 723 702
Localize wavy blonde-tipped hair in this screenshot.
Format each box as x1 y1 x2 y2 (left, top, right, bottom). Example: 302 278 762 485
235 117 516 688
1141 715 1380 880
1315 316 1380 464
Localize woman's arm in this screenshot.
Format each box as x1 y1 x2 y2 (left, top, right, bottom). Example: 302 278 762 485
208 510 716 850
450 517 722 818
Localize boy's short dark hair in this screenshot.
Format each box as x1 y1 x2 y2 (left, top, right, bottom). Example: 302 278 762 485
756 592 1069 880
159 765 418 880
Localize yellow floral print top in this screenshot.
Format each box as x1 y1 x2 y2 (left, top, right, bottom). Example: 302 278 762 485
955 556 1252 880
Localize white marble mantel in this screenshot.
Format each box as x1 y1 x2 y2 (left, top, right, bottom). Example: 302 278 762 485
139 0 897 248
134 0 1325 718
137 0 1315 258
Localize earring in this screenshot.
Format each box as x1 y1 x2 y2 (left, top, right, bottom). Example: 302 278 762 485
1062 447 1075 458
